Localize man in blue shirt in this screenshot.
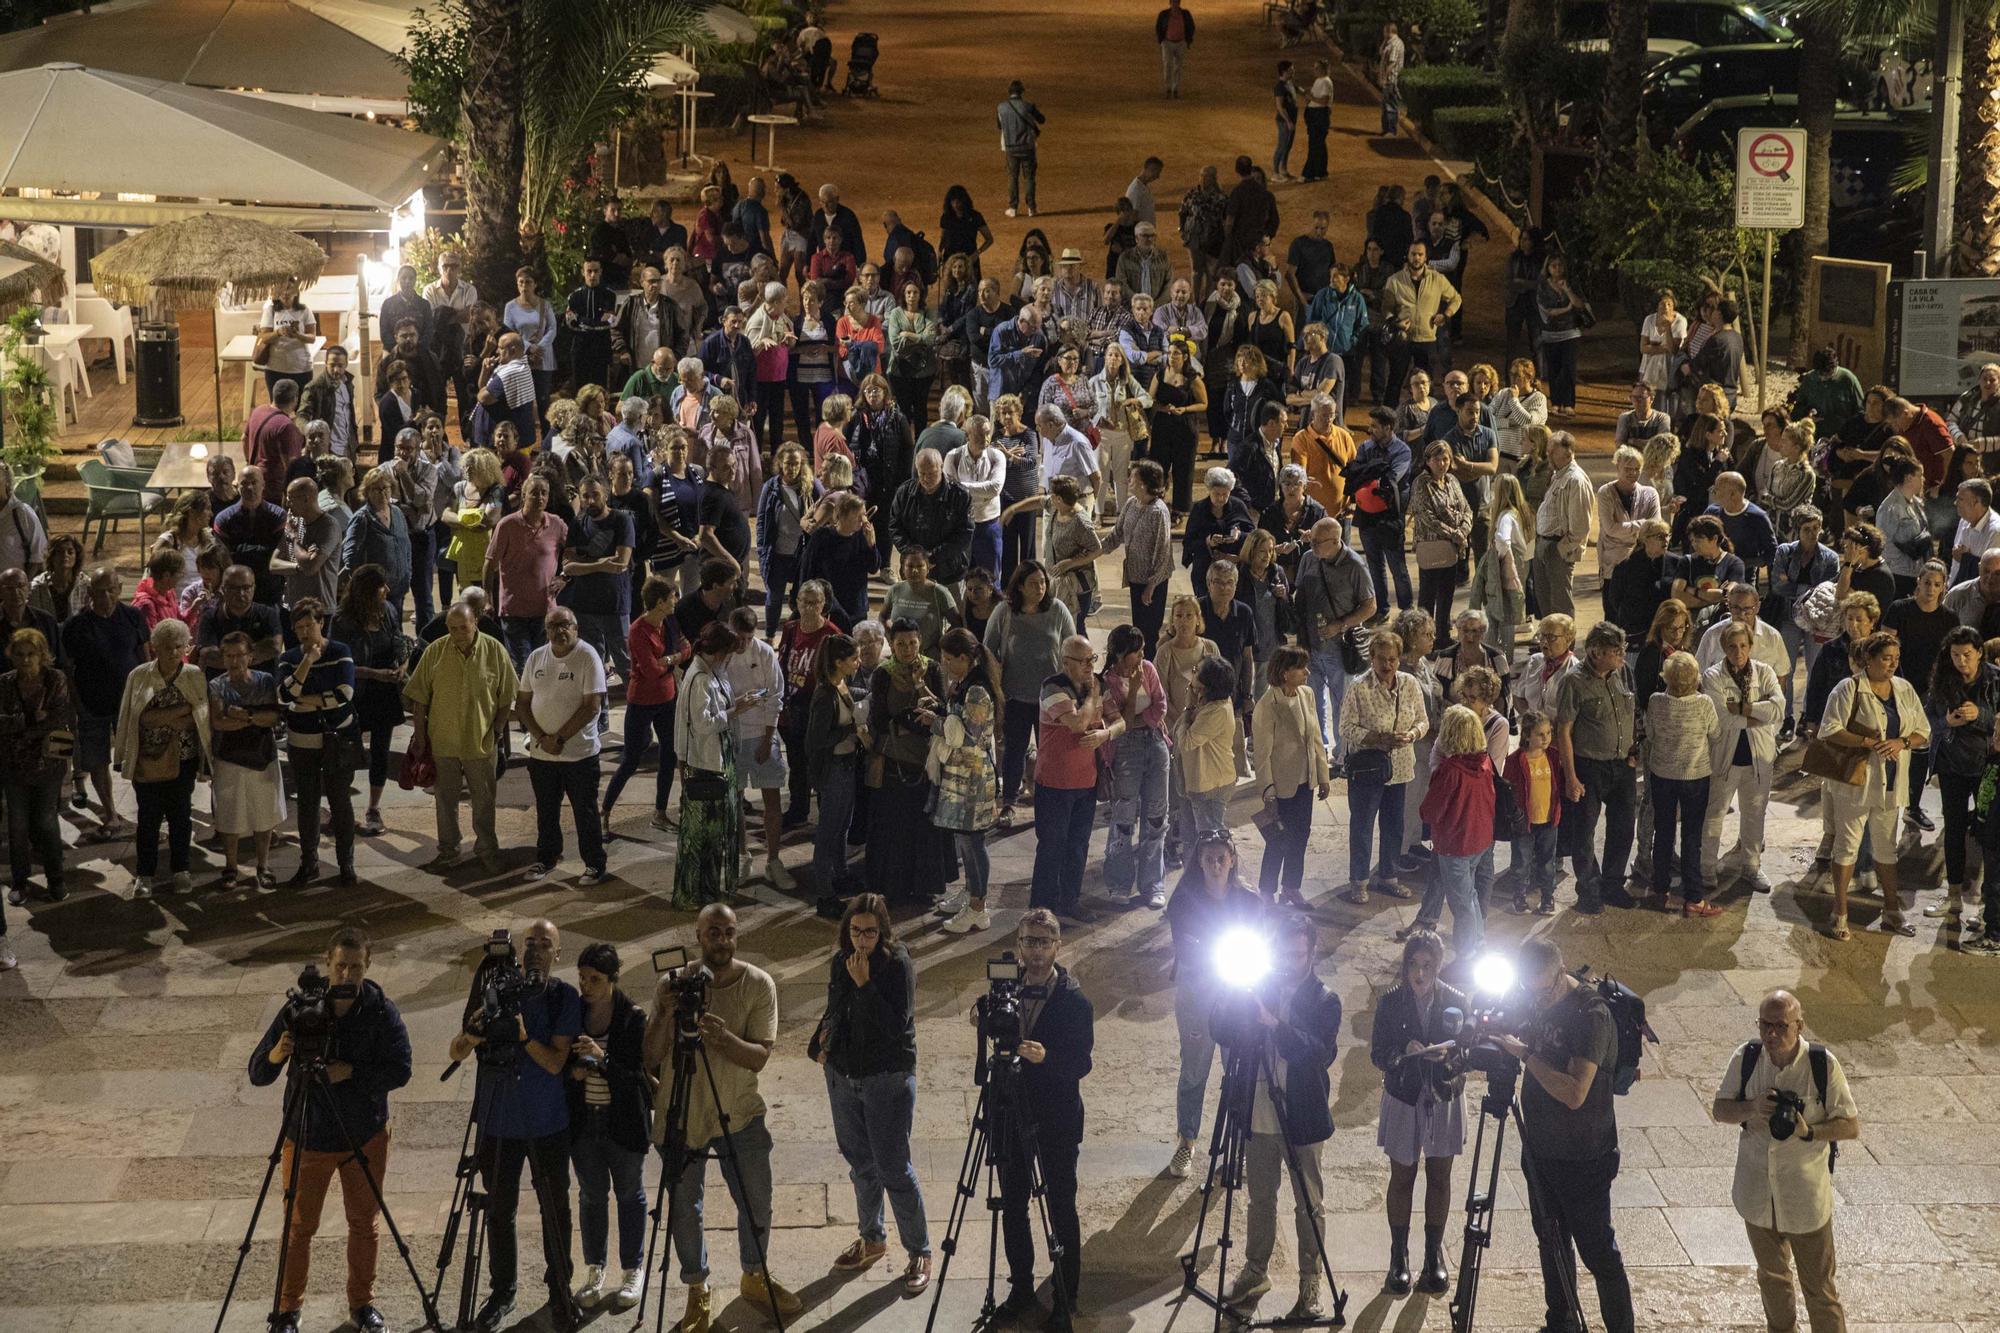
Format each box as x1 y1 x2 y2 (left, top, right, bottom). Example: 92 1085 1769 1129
448 918 584 1333
1445 396 1500 558
988 305 1051 401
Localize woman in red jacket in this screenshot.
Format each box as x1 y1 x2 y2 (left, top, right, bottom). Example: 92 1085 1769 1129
1418 704 1495 958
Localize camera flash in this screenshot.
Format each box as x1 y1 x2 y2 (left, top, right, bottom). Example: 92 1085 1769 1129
1472 954 1517 998
1213 928 1273 990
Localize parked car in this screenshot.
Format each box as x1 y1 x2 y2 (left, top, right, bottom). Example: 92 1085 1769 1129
1641 43 1880 142
1560 0 1795 63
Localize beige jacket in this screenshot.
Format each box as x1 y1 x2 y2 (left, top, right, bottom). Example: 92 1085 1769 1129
1176 698 1238 798
1253 684 1329 800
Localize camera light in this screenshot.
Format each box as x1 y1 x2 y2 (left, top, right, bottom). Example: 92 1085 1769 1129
1213 927 1273 990
1471 953 1517 998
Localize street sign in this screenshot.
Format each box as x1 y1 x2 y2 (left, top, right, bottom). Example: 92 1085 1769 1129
1735 127 1806 230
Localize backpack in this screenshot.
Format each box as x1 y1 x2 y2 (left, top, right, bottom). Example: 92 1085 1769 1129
1735 1038 1839 1171
1574 967 1657 1095
910 230 939 286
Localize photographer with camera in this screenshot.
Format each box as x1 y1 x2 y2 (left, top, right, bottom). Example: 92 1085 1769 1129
566 943 651 1312
446 918 583 1333
1711 990 1859 1333
1225 911 1342 1319
983 908 1095 1328
246 927 413 1333
646 902 802 1330
1491 938 1636 1333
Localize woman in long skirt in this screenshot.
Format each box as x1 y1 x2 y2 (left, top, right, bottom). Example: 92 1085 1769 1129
674 621 751 909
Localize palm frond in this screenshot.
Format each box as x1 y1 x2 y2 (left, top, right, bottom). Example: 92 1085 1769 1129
519 0 708 230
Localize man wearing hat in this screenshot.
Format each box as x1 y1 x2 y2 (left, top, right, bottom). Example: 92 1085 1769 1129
1052 250 1098 325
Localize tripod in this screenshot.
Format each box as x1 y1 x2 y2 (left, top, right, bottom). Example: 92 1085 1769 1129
431 1051 582 1332
214 1050 443 1333
1179 1025 1347 1330
924 1037 1071 1332
633 1011 787 1333
1448 1061 1586 1333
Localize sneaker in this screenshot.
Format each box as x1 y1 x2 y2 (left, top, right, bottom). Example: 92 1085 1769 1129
579 868 609 887
361 809 385 836
1964 933 2000 956
172 872 193 894
0 936 16 970
941 904 991 934
526 862 552 880
1908 807 1936 833
575 1264 608 1309
1742 871 1774 894
1005 206 1018 218
1535 897 1558 915
6 886 24 907
1778 718 1796 745
473 1288 516 1333
1226 1269 1272 1306
901 1254 932 1295
1511 891 1529 913
610 1267 645 1310
674 1284 711 1333
1166 1140 1194 1178
1147 887 1167 909
46 882 66 903
933 890 968 917
1926 894 1964 918
652 808 677 832
1288 1278 1325 1319
767 858 796 890
740 1270 803 1317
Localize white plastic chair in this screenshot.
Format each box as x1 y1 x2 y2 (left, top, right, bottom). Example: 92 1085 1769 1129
73 295 135 384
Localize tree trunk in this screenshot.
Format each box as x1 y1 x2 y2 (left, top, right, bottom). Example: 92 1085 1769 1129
1956 8 2000 276
1503 0 1560 143
1598 0 1647 170
1789 10 1839 363
462 0 525 307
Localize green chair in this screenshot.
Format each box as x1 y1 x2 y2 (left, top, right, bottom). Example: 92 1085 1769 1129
78 457 151 556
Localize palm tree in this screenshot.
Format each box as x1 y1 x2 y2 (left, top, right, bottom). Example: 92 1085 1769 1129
1957 8 2000 274
1790 8 1841 361
1502 0 1561 143
447 0 703 296
1598 0 1648 170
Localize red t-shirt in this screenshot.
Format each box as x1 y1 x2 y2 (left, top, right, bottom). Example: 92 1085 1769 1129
778 619 843 704
1035 674 1101 791
488 510 568 618
626 614 684 706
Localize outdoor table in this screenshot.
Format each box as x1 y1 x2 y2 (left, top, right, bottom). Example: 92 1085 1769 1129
221 333 326 421
145 440 247 491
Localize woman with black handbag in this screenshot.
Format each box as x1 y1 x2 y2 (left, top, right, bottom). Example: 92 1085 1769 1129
1337 628 1427 905
1369 929 1467 1298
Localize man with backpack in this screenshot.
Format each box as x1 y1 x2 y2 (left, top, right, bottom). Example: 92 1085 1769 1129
1711 989 1859 1333
1491 937 1637 1333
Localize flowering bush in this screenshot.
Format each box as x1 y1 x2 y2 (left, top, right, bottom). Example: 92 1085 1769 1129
544 154 615 294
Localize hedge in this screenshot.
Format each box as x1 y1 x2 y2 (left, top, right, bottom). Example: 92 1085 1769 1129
1399 64 1505 135
1432 104 1511 161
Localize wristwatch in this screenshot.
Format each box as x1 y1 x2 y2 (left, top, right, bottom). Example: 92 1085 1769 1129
1801 1125 1815 1143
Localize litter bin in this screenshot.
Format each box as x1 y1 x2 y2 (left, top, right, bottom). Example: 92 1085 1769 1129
134 321 183 427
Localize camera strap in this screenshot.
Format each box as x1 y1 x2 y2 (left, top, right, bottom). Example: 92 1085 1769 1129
1736 1039 1831 1109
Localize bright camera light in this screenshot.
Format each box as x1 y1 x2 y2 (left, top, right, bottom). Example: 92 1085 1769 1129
1213 927 1272 990
1472 953 1517 998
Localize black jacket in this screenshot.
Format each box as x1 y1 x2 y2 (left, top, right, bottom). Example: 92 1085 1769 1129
1223 971 1341 1145
1015 963 1095 1147
565 988 652 1153
888 477 973 583
1369 981 1468 1108
1605 551 1682 642
815 943 918 1078
1156 5 1196 42
806 679 863 785
248 979 413 1153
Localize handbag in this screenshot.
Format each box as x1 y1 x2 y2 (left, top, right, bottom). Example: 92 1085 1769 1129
1414 538 1460 570
1339 625 1368 675
398 746 437 791
42 727 75 763
1347 748 1391 785
1492 770 1526 841
683 768 730 801
251 328 280 368
1799 685 1873 787
1573 301 1597 331
333 727 367 772
1056 377 1101 448
1122 395 1152 443
890 337 936 380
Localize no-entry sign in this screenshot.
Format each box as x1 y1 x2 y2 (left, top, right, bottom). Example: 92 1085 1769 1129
1735 127 1806 230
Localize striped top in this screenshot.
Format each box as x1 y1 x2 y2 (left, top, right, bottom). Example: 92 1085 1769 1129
277 639 357 747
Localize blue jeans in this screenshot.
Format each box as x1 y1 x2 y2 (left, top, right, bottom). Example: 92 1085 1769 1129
1349 777 1406 883
1649 773 1710 901
1777 621 1821 723
970 519 1002 583
1381 82 1402 135
1306 640 1351 762
1175 977 1220 1141
1274 117 1296 176
1361 523 1413 613
1105 728 1169 897
815 755 859 891
571 1111 646 1270
1542 335 1580 409
1436 845 1494 956
825 1069 930 1258
1031 784 1097 910
575 612 630 677
763 551 802 635
956 829 990 902
603 700 674 816
407 526 436 630
501 615 544 671
668 1114 778 1283
1515 821 1559 903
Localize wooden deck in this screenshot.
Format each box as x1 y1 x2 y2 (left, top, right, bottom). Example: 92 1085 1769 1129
56 317 244 455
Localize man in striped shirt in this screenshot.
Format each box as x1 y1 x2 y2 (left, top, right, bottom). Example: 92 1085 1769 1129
277 598 359 886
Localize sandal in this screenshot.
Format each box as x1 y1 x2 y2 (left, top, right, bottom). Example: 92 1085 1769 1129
832 1238 887 1272
1339 883 1370 905
217 869 239 892
1825 914 1851 941
1881 914 1917 938
1374 879 1415 901
1683 900 1723 919
995 806 1015 830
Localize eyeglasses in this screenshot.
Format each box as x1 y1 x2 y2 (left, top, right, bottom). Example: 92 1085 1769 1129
849 926 881 939
1019 935 1058 948
1064 653 1096 665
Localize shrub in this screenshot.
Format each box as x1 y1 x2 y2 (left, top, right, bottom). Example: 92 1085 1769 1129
1433 105 1512 161
1567 148 1755 299
1393 0 1482 62
1400 64 1504 134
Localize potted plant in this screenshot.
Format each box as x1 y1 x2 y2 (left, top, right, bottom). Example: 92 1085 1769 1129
0 306 57 503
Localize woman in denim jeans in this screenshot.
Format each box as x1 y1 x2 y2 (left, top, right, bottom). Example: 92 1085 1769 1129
566 943 651 1311
1161 830 1265 1179
1418 706 1496 958
814 894 932 1293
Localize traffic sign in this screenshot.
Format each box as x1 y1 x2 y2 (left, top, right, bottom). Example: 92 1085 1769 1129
1735 127 1806 230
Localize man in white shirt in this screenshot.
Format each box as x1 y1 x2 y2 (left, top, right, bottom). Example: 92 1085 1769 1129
1711 990 1858 1333
1532 430 1594 617
1950 477 2000 585
1036 403 1101 495
1695 582 1792 683
1376 22 1406 136
516 608 608 884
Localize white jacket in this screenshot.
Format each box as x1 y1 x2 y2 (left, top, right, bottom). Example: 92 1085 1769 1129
1820 674 1929 807
113 659 213 779
1701 659 1783 772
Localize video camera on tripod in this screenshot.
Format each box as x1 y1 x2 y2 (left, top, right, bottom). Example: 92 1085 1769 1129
652 944 714 1041
973 953 1024 1078
460 930 547 1069
279 964 356 1069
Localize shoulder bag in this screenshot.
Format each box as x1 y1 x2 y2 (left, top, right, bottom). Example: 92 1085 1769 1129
1799 683 1873 787
1492 769 1526 841
1057 377 1101 448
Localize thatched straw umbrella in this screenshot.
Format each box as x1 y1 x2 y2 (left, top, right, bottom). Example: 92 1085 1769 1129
91 213 327 436
0 239 66 318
